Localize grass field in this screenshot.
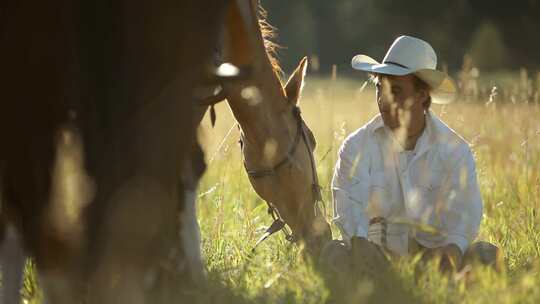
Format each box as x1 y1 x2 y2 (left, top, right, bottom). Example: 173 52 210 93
18 76 540 303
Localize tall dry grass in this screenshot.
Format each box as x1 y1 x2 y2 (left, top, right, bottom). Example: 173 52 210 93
15 71 540 303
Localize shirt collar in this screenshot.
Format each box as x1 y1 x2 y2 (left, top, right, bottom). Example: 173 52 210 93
370 110 439 152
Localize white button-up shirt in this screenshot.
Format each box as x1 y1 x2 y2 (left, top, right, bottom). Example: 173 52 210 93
332 111 482 255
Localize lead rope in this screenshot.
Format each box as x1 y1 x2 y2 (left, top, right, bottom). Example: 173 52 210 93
294 107 325 217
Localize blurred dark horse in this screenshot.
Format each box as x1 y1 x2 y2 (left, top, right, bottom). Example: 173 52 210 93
0 0 230 303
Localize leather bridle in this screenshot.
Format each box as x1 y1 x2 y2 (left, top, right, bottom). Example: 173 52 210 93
242 106 324 250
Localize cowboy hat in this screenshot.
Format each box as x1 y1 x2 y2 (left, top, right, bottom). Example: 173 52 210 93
351 35 456 104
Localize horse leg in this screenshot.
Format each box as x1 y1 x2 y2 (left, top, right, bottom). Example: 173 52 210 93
179 184 204 283
0 224 25 304
179 142 207 283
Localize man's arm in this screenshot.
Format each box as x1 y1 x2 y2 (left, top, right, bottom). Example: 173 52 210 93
441 144 483 254
424 144 483 270
331 131 371 243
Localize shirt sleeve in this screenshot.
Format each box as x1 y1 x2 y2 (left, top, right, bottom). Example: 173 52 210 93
441 144 483 254
331 131 372 243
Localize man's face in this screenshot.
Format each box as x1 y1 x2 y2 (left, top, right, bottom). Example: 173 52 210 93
375 74 427 130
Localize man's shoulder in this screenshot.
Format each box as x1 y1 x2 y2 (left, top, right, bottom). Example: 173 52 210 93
429 113 473 159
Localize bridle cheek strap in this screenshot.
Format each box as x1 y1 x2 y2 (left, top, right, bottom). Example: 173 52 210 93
247 106 324 251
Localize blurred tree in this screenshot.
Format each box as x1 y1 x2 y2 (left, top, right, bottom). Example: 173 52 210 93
468 22 508 70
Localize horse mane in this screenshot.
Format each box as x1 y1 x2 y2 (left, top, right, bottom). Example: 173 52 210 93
257 5 283 78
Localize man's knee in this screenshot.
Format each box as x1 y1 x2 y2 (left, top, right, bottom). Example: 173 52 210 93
463 241 503 270
319 240 350 272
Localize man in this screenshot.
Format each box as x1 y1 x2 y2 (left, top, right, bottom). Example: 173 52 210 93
325 35 499 273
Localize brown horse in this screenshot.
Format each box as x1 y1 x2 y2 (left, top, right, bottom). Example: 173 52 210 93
0 0 229 303
205 0 333 253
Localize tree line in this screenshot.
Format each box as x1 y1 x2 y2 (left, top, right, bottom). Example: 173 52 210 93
262 0 540 75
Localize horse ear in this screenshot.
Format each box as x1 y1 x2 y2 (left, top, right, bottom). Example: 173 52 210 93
284 56 308 105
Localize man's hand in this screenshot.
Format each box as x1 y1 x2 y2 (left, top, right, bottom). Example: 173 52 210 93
421 243 463 272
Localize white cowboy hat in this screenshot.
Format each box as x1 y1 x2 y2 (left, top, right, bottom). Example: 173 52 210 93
351 35 456 104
